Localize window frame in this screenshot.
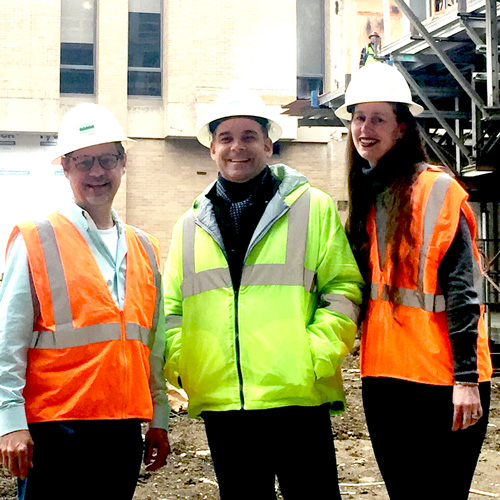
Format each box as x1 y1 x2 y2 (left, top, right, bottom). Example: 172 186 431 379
127 1 163 98
60 0 97 96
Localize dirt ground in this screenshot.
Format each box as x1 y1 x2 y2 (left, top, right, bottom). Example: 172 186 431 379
0 350 498 499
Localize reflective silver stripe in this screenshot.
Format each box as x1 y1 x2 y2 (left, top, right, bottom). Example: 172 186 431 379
321 293 360 324
31 322 150 349
35 221 73 328
131 227 162 339
241 265 316 291
419 174 451 290
182 190 314 296
473 259 485 303
241 190 312 288
126 324 151 345
182 214 231 297
31 220 153 349
375 205 389 270
31 323 120 349
187 267 232 296
166 315 183 330
371 283 446 313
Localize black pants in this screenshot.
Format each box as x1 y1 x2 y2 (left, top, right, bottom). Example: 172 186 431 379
202 405 342 500
362 377 491 500
18 419 144 500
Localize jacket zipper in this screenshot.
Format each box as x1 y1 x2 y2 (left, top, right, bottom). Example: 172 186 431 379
233 288 245 409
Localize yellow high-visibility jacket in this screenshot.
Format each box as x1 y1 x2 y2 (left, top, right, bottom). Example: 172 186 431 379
163 164 364 417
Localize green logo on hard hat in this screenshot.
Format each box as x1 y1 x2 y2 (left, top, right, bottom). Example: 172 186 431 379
79 123 95 134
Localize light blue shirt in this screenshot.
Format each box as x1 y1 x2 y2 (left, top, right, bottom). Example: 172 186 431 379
0 200 169 435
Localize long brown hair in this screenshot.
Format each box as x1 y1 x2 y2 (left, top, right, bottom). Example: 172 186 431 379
345 103 428 306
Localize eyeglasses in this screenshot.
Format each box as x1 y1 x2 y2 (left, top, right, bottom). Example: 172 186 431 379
66 154 123 172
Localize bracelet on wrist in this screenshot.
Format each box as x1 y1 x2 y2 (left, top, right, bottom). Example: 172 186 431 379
454 381 479 387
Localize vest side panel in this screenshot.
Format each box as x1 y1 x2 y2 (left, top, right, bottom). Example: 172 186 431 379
123 226 158 330
15 222 55 331
422 176 467 293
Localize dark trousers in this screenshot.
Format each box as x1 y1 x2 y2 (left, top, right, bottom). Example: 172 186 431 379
18 419 144 500
202 405 342 500
362 377 491 500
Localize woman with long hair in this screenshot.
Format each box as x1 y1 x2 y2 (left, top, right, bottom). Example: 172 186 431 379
336 63 492 500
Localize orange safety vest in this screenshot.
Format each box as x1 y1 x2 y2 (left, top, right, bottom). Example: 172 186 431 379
8 212 162 423
361 169 492 385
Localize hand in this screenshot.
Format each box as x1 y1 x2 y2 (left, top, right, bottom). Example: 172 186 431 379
144 427 170 471
452 384 483 431
0 430 34 479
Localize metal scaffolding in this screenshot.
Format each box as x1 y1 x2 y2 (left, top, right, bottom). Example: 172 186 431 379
284 0 500 362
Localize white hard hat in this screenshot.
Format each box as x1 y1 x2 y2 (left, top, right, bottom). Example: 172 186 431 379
335 63 424 121
197 88 283 148
51 103 135 164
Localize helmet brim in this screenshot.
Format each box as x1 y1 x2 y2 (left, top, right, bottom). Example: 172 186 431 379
335 100 424 121
197 116 282 148
51 137 136 165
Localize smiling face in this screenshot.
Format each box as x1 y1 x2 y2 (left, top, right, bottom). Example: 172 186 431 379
210 117 273 183
62 142 126 227
351 102 406 166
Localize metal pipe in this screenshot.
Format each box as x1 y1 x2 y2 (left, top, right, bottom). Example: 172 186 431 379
394 60 472 162
485 0 500 107
393 0 485 113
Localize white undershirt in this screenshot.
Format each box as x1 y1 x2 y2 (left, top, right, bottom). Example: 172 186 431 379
97 226 119 261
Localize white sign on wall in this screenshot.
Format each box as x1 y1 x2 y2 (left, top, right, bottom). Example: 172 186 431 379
0 133 72 274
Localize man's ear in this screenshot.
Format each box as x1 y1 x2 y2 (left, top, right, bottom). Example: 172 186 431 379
61 158 70 179
264 138 273 158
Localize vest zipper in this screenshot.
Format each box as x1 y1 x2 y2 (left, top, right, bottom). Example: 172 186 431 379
120 311 128 418
233 288 245 409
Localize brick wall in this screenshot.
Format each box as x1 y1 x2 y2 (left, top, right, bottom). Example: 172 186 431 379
125 136 348 265
0 1 60 100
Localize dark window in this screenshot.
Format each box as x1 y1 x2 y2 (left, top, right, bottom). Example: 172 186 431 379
61 67 94 95
128 70 161 97
128 5 162 97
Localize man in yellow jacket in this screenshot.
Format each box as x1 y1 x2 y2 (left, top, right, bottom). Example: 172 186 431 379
163 88 363 499
0 103 170 500
359 31 382 67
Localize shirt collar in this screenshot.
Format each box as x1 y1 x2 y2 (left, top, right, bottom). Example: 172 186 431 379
59 199 124 236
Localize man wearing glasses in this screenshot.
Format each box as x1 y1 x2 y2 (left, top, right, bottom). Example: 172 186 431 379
0 103 170 500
